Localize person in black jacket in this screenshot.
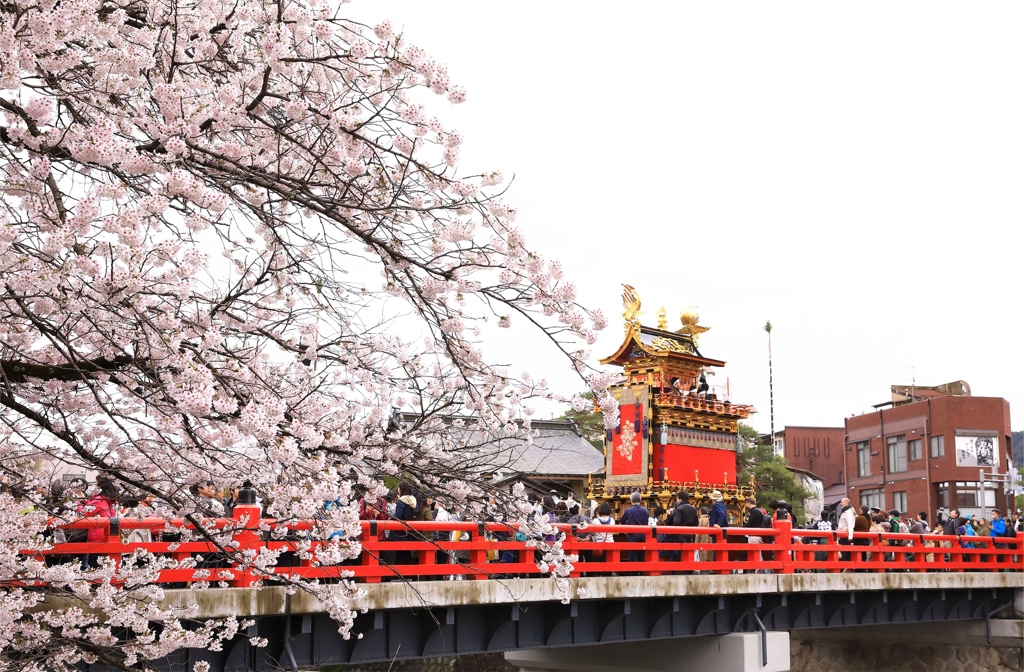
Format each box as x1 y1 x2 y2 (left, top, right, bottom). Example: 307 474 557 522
619 492 651 562
665 491 698 567
743 497 766 566
388 481 419 571
671 491 699 532
942 508 963 537
941 507 963 562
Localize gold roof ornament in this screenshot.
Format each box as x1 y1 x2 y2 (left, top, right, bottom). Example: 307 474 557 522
657 306 667 330
621 284 641 330
678 307 710 345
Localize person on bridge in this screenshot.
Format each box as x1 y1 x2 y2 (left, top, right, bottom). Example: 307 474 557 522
989 509 1009 564
852 506 871 568
696 507 713 566
430 497 452 566
941 507 963 563
188 481 225 517
592 502 616 543
707 490 731 565
664 491 698 565
836 498 856 569
989 509 1007 537
619 492 650 562
708 490 728 529
742 497 765 566
388 481 418 572
908 512 928 535
77 475 127 570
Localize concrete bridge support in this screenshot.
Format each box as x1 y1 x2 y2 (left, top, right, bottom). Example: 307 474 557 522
503 632 791 672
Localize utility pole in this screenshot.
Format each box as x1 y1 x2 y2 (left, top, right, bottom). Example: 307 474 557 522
765 320 775 453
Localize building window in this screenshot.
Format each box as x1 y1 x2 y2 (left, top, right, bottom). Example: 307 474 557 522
955 482 979 508
860 488 884 511
887 435 908 473
908 438 921 461
930 435 945 458
952 481 997 510
856 441 870 477
936 482 949 509
893 491 907 513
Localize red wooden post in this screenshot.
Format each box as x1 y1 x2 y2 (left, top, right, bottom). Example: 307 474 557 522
229 501 262 587
103 516 120 569
167 519 191 585
361 521 383 583
714 528 729 575
470 538 488 580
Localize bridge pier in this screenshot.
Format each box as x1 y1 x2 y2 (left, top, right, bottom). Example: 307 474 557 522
503 632 791 672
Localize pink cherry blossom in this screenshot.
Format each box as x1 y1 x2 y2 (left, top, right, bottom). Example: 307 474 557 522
0 0 607 667
373 20 394 41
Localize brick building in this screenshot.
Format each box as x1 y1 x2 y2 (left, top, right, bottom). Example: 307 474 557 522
842 381 1013 521
772 426 847 505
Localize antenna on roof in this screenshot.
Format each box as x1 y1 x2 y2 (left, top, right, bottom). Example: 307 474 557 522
901 356 922 399
909 357 915 398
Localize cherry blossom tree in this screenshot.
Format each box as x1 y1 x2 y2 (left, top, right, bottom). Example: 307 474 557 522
0 0 613 668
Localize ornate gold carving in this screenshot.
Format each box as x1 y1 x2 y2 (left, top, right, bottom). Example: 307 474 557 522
618 419 638 462
657 306 667 330
650 336 695 354
678 307 710 345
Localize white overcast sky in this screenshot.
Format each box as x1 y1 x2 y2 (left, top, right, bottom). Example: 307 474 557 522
349 1 1024 434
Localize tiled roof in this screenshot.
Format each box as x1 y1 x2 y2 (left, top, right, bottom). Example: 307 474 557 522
392 413 604 478
482 423 604 477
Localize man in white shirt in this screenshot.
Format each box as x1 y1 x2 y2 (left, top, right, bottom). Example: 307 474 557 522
431 497 452 566
836 498 857 569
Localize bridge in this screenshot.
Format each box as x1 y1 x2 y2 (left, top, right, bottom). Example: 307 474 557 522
24 512 1024 671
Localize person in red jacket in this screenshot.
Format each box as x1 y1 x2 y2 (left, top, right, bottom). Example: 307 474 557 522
77 474 120 568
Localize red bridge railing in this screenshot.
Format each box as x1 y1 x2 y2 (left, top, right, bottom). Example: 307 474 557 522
15 510 1023 588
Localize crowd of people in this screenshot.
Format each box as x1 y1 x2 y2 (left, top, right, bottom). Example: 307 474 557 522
12 474 1024 578
823 497 1023 571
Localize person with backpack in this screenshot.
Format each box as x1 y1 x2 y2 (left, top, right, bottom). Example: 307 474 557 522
742 497 767 567
989 509 1013 565
664 491 698 567
885 508 906 567
887 509 905 538
387 481 418 572
591 502 616 574
707 490 734 566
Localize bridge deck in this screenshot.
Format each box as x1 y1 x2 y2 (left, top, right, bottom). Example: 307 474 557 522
147 571 1023 618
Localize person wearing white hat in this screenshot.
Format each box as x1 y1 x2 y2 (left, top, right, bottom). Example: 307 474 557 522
708 490 727 527
707 490 730 566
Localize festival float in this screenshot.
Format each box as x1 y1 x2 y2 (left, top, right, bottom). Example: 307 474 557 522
587 286 756 523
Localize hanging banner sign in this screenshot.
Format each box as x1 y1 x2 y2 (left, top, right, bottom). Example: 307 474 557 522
605 385 650 488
